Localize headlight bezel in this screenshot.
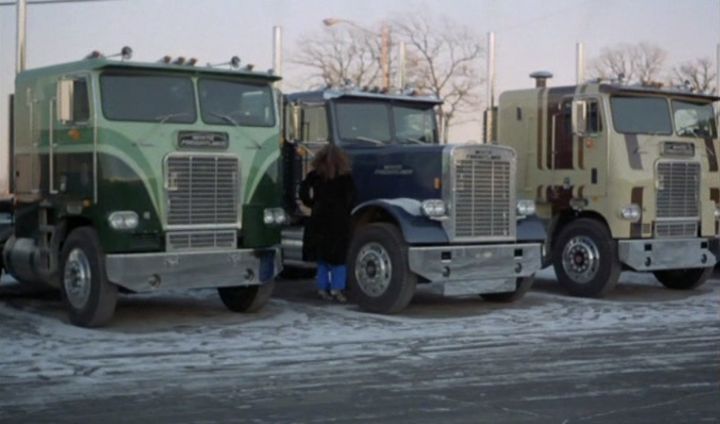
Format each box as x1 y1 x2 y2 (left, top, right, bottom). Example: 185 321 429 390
516 199 536 218
108 211 139 231
619 204 642 222
263 207 288 226
421 199 448 220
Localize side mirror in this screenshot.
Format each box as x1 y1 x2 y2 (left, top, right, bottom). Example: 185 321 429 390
285 103 302 142
57 79 74 123
571 99 587 136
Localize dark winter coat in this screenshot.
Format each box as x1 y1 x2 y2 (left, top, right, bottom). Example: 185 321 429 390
299 170 356 265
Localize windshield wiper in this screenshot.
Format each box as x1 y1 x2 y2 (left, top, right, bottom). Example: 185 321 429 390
208 112 263 150
155 112 192 123
347 136 386 146
398 137 426 145
133 112 193 147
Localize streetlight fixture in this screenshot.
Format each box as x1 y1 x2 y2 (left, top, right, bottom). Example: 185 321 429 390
323 17 391 91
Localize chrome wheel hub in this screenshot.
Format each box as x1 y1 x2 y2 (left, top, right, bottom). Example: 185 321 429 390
561 236 600 284
63 248 92 309
355 242 392 297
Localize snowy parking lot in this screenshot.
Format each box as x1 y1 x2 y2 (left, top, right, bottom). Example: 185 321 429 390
0 269 718 423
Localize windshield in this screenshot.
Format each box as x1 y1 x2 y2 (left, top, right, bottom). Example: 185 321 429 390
100 73 196 123
335 101 437 145
610 96 672 135
199 79 275 127
672 100 717 138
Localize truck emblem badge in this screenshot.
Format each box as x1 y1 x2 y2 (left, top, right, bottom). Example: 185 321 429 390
178 131 229 150
374 164 413 176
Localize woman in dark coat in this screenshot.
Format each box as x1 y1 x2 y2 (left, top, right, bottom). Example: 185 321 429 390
299 144 356 302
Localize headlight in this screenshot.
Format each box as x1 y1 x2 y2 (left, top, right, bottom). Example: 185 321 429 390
421 199 447 218
714 203 720 220
108 211 139 230
619 204 642 222
516 199 536 217
263 207 288 226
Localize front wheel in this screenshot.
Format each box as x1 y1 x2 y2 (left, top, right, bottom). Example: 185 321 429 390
481 276 534 303
59 227 118 327
218 281 275 313
653 267 713 290
348 223 416 314
552 218 621 298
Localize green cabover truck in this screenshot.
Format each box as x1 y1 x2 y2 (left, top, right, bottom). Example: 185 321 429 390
0 54 285 327
495 73 720 297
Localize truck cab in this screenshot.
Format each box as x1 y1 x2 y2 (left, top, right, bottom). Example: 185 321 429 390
282 88 545 313
497 78 720 296
1 55 284 326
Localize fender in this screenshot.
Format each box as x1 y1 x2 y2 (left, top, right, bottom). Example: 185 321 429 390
517 215 547 243
352 198 449 244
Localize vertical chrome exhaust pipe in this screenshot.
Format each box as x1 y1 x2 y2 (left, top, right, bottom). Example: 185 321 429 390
485 32 496 144
576 42 585 84
272 26 283 88
16 0 27 75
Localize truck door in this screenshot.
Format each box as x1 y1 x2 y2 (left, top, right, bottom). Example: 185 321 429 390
52 75 94 200
551 97 606 198
283 102 329 216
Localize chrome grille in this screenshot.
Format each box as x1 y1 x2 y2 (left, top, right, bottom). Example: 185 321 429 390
167 230 236 251
655 222 698 238
656 161 700 238
166 155 239 226
450 148 514 240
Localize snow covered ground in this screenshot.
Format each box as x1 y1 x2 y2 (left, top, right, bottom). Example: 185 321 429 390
0 269 718 423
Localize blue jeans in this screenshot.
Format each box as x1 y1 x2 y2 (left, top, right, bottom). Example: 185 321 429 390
316 261 347 291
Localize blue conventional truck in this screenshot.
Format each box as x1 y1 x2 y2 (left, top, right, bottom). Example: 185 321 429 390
281 88 546 313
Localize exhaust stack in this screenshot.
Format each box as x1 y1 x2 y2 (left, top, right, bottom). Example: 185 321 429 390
530 71 553 88
16 0 27 74
272 26 283 87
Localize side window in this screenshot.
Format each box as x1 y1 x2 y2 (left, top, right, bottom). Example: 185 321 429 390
301 106 328 142
70 78 90 123
587 100 603 134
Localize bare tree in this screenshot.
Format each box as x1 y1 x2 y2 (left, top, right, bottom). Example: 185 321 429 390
590 42 667 85
392 16 484 142
670 58 716 95
290 15 485 143
291 26 385 89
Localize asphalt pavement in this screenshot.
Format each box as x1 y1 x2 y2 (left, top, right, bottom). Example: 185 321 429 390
0 269 718 424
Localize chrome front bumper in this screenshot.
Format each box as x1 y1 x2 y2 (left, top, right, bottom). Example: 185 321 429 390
408 242 542 295
618 238 717 271
105 247 281 292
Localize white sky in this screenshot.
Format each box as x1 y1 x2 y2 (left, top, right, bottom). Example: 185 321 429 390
0 0 719 186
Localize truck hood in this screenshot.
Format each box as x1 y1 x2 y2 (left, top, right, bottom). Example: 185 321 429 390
345 144 446 203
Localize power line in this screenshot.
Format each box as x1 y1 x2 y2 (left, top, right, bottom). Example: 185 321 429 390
0 0 124 6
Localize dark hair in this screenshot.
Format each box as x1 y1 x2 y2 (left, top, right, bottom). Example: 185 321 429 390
311 144 351 179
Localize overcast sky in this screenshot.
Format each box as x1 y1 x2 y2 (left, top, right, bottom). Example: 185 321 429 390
0 0 718 152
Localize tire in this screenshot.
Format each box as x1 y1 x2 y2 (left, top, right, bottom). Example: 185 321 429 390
347 223 416 314
653 267 713 290
59 227 118 327
481 276 534 303
218 281 275 313
0 225 12 273
552 218 620 298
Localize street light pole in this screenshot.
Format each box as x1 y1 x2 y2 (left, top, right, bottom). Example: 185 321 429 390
323 17 391 91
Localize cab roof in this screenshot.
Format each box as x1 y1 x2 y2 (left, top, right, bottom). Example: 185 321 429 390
16 58 281 83
285 88 443 106
599 83 720 102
